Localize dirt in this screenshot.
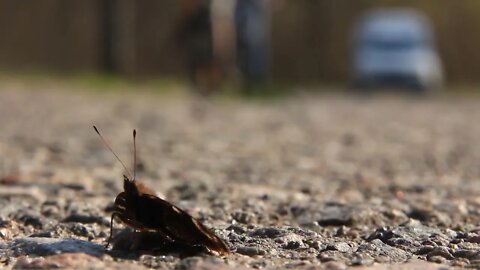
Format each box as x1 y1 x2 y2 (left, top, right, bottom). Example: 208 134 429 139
0 82 480 269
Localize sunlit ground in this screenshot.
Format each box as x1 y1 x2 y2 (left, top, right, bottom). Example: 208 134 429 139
1 74 480 268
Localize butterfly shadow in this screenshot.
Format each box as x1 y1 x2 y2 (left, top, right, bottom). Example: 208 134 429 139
105 229 213 260
8 237 105 258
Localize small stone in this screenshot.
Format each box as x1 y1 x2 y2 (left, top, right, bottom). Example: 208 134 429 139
30 231 54 238
452 249 479 259
317 253 336 262
12 253 103 269
323 261 347 270
231 211 255 224
305 239 322 250
354 260 451 269
9 237 104 257
283 240 301 250
13 211 44 229
335 226 348 236
468 251 480 261
0 227 12 240
249 259 272 268
174 256 202 270
250 227 285 238
13 256 61 269
0 215 9 227
67 223 96 238
174 257 235 270
451 258 469 267
61 183 86 191
466 235 480 243
318 205 353 227
426 246 454 260
351 256 374 266
347 230 360 239
63 213 106 225
407 207 436 222
284 261 308 268
427 255 448 264
226 224 246 234
326 242 351 253
415 245 435 255
356 239 409 263
236 246 266 256
140 254 176 269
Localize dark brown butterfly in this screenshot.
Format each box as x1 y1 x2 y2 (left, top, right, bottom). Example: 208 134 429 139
93 126 229 256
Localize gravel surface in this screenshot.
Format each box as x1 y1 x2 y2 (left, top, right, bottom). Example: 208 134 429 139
0 83 480 269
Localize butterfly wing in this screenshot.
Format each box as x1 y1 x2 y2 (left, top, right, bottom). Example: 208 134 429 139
134 181 157 196
136 194 230 255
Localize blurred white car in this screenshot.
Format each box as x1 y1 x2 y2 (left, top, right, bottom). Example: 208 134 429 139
351 9 443 92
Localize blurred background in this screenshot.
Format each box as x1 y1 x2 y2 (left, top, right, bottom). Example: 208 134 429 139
3 2 480 268
0 0 479 94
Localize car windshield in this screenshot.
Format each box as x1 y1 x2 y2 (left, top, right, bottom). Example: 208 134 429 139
357 11 433 51
364 37 423 50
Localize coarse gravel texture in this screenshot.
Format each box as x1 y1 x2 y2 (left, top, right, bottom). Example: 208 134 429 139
0 82 479 269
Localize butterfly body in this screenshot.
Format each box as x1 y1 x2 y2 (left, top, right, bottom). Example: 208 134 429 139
111 176 230 255
93 125 229 256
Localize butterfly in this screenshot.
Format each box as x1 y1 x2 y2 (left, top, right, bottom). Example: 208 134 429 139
93 126 229 256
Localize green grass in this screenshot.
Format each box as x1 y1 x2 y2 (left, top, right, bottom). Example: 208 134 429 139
2 69 480 100
0 69 301 101
0 70 190 96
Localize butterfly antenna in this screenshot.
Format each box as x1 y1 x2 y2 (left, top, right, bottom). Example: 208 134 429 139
93 125 133 180
133 129 137 181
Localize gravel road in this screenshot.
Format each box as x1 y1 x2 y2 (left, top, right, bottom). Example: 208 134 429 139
0 82 480 269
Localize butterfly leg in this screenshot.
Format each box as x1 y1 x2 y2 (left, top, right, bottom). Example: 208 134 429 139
105 212 118 248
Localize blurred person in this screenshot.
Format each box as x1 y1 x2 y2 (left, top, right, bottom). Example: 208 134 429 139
235 0 271 92
211 0 237 83
176 0 221 96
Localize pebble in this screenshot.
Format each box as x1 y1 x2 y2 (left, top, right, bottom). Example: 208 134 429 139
140 254 177 269
350 256 374 266
354 259 451 269
13 211 44 229
452 249 479 259
231 211 255 224
426 246 454 260
250 227 285 238
226 224 246 234
184 260 241 270
63 213 106 225
325 242 351 253
12 253 104 269
29 231 54 238
283 260 308 268
174 257 202 270
8 237 104 257
356 239 410 263
249 259 272 268
317 252 335 262
466 235 480 243
427 255 448 264
305 239 322 250
67 223 97 238
283 240 301 250
236 246 267 256
323 261 347 270
0 215 9 227
415 245 435 255
317 205 353 227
